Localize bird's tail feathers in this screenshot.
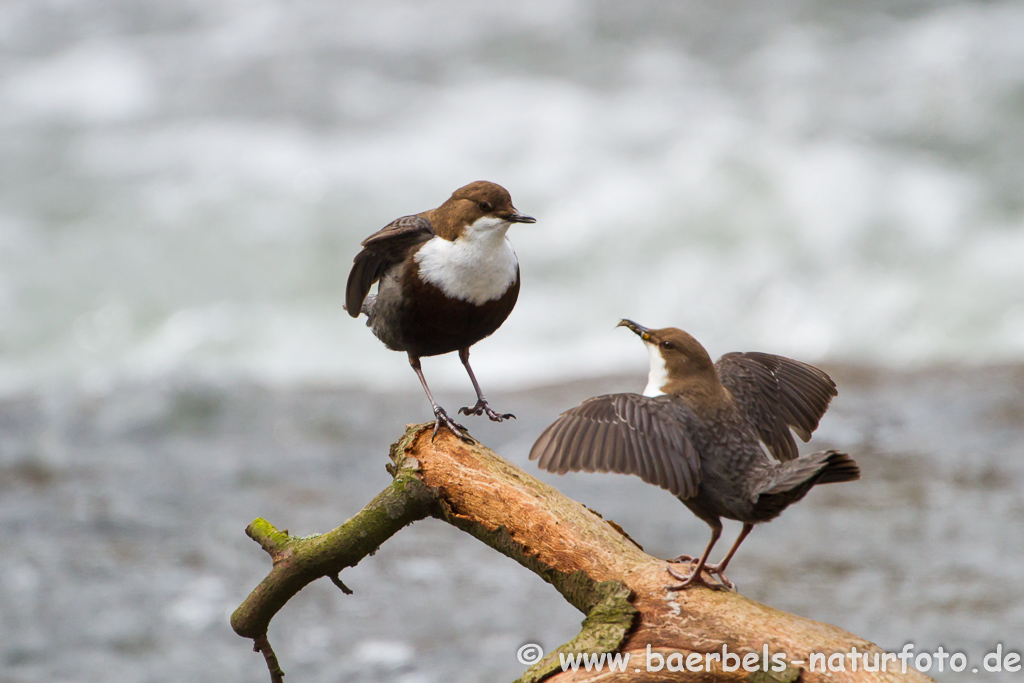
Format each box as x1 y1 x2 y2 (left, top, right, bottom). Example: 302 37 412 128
753 450 859 519
763 449 859 495
813 450 861 485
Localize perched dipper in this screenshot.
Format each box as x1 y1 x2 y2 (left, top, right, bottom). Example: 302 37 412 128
530 320 859 590
346 181 535 439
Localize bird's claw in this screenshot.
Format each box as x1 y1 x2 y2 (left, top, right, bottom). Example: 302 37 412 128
430 408 471 441
700 562 736 590
664 562 735 592
458 399 515 422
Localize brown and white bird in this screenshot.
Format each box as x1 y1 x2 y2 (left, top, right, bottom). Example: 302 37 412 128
530 320 859 590
346 181 535 439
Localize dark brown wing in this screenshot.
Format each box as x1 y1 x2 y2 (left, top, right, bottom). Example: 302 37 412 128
529 393 701 499
345 215 434 316
715 352 837 462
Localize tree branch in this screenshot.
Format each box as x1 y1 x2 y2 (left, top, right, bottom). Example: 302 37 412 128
232 424 934 683
230 428 438 642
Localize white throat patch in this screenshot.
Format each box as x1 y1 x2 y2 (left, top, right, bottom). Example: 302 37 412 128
414 216 519 305
643 343 668 397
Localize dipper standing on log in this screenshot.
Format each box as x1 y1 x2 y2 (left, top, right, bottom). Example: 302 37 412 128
346 181 535 439
530 320 859 590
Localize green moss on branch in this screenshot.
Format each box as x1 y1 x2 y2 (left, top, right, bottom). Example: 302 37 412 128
515 581 636 683
230 440 438 640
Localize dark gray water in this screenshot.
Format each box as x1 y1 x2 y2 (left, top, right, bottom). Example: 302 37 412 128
1 366 1021 682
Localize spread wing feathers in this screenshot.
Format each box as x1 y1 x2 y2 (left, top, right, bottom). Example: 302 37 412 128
715 352 837 462
529 393 701 499
345 215 434 317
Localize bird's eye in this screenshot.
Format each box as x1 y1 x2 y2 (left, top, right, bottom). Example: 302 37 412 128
478 201 493 212
660 341 674 350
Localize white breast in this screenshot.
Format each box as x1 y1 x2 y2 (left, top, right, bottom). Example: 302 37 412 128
414 216 519 305
643 343 668 397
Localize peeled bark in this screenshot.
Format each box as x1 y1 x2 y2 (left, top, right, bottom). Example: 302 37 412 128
232 424 933 683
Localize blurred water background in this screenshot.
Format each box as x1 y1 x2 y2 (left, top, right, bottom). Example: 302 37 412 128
1 1 1023 681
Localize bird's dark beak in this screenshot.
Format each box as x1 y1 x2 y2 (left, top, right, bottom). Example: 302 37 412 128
617 319 651 341
506 211 536 224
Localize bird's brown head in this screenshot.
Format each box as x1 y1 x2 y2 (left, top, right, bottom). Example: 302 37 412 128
617 319 717 397
432 181 535 240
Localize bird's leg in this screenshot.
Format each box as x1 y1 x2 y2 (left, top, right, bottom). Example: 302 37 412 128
702 522 753 590
457 348 515 422
666 522 730 591
408 354 469 441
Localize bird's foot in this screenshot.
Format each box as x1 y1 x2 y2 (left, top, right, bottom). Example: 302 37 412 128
665 562 734 592
668 554 697 564
458 399 515 423
431 407 471 441
701 562 737 591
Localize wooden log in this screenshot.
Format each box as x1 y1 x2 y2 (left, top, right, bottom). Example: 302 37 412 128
232 424 933 683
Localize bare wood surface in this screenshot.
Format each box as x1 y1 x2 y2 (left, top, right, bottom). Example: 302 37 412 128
232 424 933 682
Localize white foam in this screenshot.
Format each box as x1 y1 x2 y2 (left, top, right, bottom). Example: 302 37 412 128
3 43 156 123
4 2 1024 393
